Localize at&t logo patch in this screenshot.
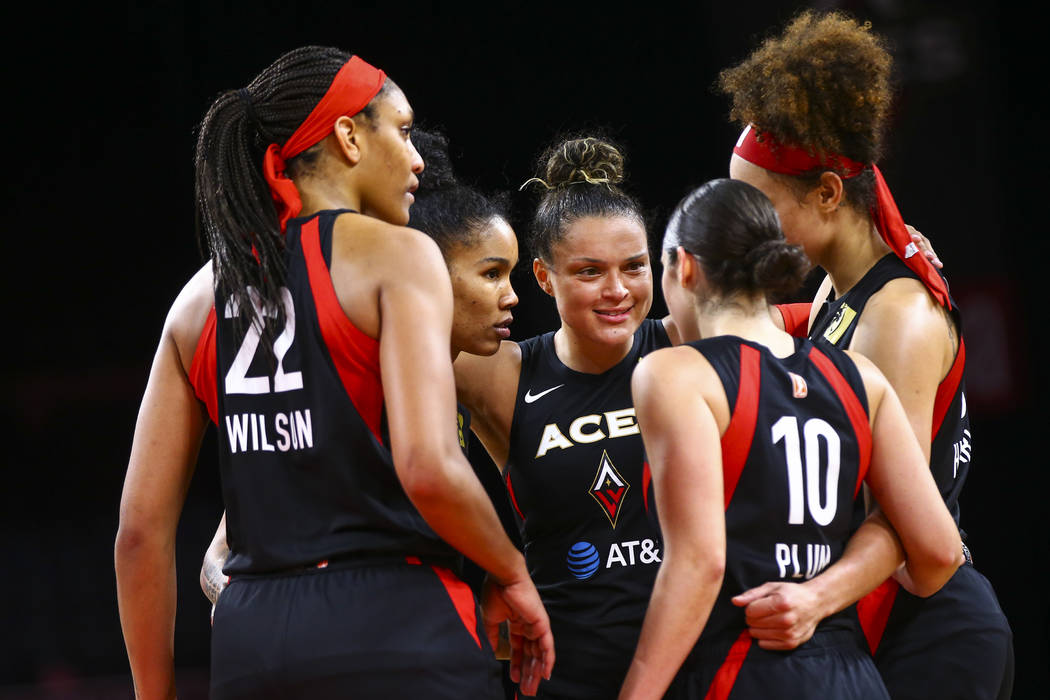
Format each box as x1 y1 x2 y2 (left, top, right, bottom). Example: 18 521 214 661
567 541 601 580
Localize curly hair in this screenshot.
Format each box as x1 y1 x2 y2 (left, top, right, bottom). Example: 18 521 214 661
522 136 645 262
718 10 894 210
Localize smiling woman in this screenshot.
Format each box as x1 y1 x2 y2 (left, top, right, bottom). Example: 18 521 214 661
454 136 679 699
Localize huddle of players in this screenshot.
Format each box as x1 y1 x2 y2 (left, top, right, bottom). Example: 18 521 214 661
115 8 1013 700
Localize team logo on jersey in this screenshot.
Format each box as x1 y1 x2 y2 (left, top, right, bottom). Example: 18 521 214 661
822 303 857 345
789 372 808 399
590 450 630 528
566 541 601 580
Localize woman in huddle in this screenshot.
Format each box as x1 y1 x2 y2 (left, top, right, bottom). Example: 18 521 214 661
619 178 962 700
454 136 678 698
720 11 1013 699
116 46 551 699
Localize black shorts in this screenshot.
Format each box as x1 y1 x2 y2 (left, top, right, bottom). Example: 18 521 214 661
871 562 1014 700
210 558 504 699
668 629 889 700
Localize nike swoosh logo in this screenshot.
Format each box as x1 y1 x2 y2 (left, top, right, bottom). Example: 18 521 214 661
524 384 564 403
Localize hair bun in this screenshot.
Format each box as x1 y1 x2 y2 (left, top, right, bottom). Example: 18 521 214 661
527 137 626 190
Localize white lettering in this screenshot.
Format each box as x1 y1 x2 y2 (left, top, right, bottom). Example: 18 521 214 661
259 417 275 452
295 409 314 449
536 423 574 458
604 408 639 438
275 413 291 452
226 414 250 453
775 543 792 578
621 540 640 565
606 543 627 568
569 415 605 444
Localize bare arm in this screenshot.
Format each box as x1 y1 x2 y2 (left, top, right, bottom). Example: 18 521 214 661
373 230 552 692
854 353 963 596
115 267 212 700
736 277 959 648
619 349 726 700
453 342 521 470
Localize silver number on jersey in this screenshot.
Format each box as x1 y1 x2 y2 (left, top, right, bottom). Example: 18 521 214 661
771 416 840 526
224 287 304 395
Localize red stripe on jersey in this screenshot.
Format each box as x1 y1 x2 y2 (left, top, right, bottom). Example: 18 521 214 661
809 347 872 497
856 578 901 654
704 630 753 700
431 564 483 648
189 307 218 424
721 344 761 508
642 461 652 514
300 217 385 443
932 338 965 441
776 302 812 338
505 471 526 522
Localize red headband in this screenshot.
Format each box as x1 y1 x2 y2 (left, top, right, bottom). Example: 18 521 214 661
262 55 387 232
733 125 950 309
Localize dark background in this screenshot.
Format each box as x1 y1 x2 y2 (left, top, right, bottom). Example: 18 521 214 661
5 1 1047 697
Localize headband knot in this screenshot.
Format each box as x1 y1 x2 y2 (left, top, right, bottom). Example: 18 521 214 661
733 124 950 309
261 55 386 232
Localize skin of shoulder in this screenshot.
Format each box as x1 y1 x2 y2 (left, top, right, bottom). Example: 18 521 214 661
327 212 449 340
167 261 216 375
453 340 523 470
849 277 957 456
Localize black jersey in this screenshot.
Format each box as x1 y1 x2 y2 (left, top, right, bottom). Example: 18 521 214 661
459 403 523 598
810 254 969 525
685 336 871 653
191 209 457 575
505 318 670 697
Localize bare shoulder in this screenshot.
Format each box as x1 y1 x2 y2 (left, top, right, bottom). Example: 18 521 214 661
333 213 443 270
853 277 956 376
330 214 448 337
841 348 888 409
634 346 711 392
659 314 682 346
165 262 215 372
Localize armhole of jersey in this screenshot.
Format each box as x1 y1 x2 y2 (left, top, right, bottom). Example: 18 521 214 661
931 337 965 441
776 302 812 338
505 470 525 522
808 346 872 497
188 307 218 425
300 216 385 444
720 344 761 509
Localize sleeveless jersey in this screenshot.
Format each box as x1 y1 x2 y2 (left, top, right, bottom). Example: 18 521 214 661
809 253 970 526
505 318 670 697
685 337 871 654
189 209 457 575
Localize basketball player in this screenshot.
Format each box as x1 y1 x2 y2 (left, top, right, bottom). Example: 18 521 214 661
619 178 962 699
721 11 1013 699
454 136 678 699
114 47 552 699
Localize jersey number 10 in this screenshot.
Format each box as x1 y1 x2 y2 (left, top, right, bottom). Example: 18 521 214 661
771 416 840 526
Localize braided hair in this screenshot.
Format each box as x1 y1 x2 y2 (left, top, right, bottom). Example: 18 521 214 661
194 45 390 345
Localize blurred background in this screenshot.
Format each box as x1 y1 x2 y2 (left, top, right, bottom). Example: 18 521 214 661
5 0 1046 697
